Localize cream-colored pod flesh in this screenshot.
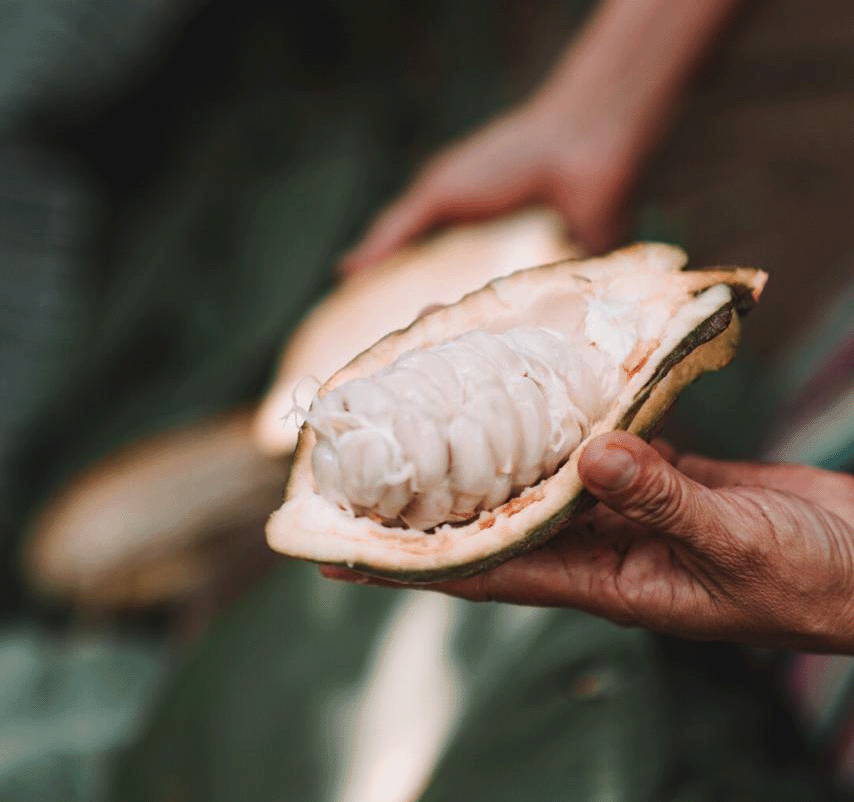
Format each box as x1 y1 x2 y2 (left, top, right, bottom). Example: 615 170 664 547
267 243 767 582
254 207 581 456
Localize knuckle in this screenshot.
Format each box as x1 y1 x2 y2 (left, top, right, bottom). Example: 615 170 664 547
593 570 640 628
609 575 645 626
628 466 686 530
705 492 764 567
709 489 805 581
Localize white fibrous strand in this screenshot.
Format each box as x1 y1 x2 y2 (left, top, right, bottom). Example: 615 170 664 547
307 327 623 530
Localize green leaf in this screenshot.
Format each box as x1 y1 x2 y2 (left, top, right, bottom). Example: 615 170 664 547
0 626 163 802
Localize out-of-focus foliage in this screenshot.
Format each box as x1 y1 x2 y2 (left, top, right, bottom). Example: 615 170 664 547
0 146 97 545
0 627 162 802
115 562 821 802
115 563 389 802
3 6 392 536
0 0 198 554
29 96 382 492
0 0 200 131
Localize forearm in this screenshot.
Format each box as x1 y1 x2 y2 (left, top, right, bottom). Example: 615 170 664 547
529 0 742 155
342 0 744 267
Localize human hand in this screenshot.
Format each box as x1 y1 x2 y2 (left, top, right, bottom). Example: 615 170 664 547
340 102 637 273
323 432 854 654
341 0 742 273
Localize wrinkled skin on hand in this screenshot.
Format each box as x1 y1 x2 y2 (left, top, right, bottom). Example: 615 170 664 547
324 432 854 655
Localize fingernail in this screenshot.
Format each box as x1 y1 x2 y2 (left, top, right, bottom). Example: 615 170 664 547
586 447 637 491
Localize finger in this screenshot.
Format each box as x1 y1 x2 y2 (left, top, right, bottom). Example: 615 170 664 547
340 188 441 274
578 431 734 551
320 565 402 587
429 531 660 628
320 560 561 601
675 453 776 489
677 453 836 493
323 528 650 627
650 438 677 464
320 537 616 609
676 453 854 520
431 540 583 604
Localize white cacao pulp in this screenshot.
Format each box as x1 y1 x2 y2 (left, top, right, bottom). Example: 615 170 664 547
306 326 624 530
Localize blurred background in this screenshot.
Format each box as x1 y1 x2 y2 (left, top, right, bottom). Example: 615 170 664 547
0 0 852 799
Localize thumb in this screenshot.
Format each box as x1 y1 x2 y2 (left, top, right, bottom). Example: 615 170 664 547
578 432 732 549
676 452 854 522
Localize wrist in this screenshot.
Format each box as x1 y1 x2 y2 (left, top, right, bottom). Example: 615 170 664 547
528 0 741 159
